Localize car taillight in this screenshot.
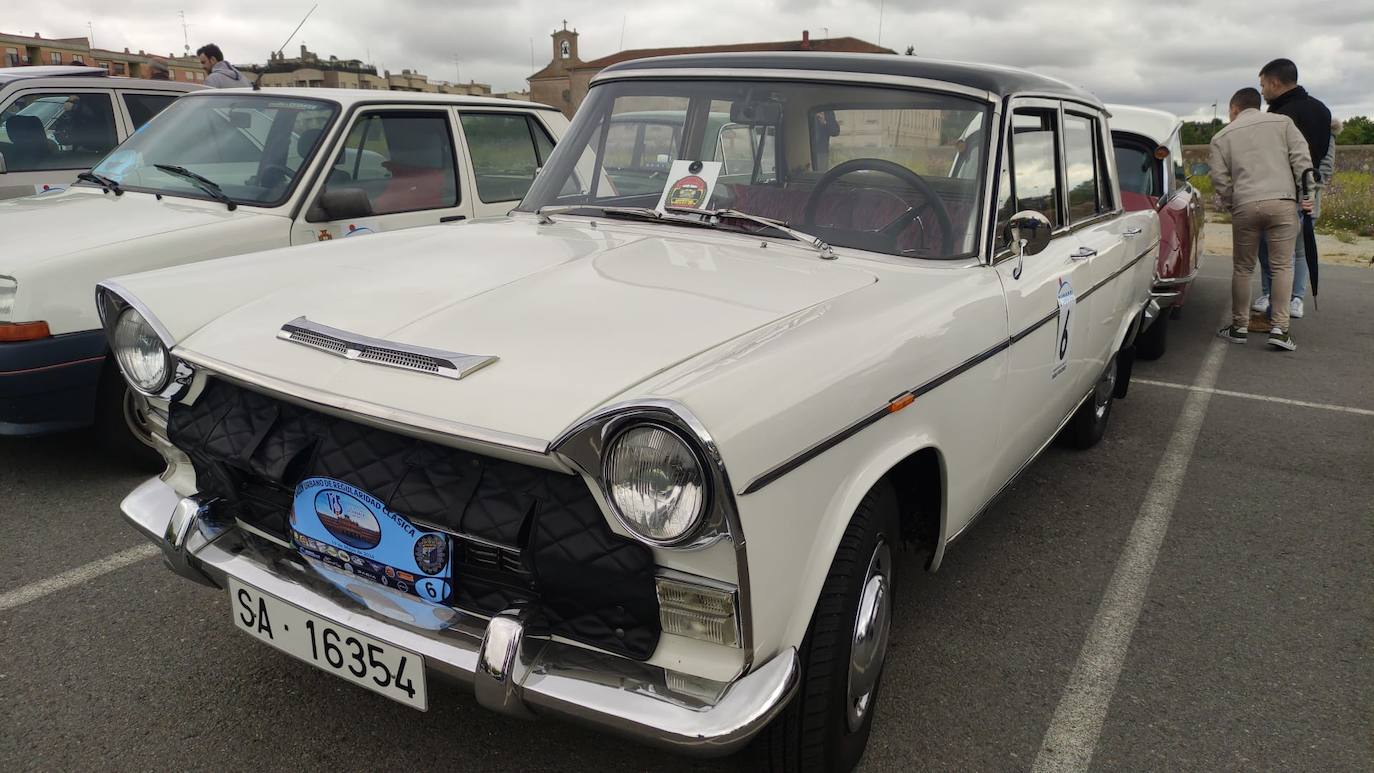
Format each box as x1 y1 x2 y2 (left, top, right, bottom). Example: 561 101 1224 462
0 321 51 342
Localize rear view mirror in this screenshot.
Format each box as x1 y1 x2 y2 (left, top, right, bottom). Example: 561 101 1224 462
306 188 373 222
228 112 253 129
729 100 783 125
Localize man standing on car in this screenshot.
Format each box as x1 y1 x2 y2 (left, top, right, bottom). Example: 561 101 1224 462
1210 87 1311 351
196 44 248 88
1250 58 1331 320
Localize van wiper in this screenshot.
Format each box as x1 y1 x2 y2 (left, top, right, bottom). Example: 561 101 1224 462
153 164 237 211
665 205 836 260
75 171 123 196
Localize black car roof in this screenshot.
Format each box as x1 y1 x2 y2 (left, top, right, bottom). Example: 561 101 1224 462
597 52 1102 106
0 65 109 84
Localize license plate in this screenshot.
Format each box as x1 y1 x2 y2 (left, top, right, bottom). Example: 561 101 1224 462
229 578 428 710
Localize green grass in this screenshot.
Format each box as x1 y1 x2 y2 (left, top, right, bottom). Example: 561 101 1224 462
1316 171 1374 237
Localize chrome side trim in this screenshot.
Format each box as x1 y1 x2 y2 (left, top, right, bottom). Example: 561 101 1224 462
589 67 997 103
278 316 498 381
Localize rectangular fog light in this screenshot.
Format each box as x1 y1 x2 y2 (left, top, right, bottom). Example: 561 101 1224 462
655 576 740 647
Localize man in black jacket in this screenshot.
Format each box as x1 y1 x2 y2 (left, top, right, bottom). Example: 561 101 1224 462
1251 58 1331 319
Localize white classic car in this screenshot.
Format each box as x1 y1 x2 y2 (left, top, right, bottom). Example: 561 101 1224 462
0 87 564 451
102 53 1159 770
0 65 200 200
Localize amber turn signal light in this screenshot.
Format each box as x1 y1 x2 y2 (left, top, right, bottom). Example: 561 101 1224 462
0 321 51 342
1154 145 1170 160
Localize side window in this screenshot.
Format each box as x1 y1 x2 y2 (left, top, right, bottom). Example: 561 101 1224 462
1063 113 1102 223
460 113 543 203
121 93 178 130
321 111 458 217
1009 109 1063 228
0 92 118 171
530 117 556 166
1113 142 1160 197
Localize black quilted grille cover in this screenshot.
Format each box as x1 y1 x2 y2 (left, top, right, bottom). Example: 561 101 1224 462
168 378 660 660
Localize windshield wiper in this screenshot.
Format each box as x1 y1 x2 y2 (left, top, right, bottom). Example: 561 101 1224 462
153 164 237 211
75 171 123 196
534 204 664 225
665 206 836 260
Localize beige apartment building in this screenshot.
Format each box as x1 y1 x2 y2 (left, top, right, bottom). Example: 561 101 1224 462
2 32 204 83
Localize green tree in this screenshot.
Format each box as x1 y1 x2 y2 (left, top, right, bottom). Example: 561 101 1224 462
1336 116 1374 145
1181 119 1223 145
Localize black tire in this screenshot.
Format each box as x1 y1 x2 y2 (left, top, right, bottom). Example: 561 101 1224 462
1136 316 1168 361
94 364 163 471
1063 355 1117 450
754 483 899 773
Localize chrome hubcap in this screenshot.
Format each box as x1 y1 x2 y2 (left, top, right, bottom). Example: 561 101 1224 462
122 387 158 450
846 538 892 731
1093 358 1117 420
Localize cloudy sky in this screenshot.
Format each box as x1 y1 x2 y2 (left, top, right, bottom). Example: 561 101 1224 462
9 0 1372 118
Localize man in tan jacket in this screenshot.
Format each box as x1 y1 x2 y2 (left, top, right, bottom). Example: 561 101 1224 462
1209 87 1312 350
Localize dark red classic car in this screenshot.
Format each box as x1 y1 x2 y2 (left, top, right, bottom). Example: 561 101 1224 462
1108 104 1206 359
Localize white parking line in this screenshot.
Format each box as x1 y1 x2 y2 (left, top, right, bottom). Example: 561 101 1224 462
1135 378 1374 417
0 544 158 613
1032 334 1230 772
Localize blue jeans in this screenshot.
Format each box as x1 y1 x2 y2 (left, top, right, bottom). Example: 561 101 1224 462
1259 207 1308 300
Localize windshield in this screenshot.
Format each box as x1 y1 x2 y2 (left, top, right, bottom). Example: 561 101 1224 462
88 94 337 206
519 79 991 259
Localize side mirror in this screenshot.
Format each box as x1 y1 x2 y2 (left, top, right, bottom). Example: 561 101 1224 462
306 188 373 222
1005 210 1053 280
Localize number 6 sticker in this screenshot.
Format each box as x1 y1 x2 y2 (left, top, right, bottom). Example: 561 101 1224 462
1053 278 1074 380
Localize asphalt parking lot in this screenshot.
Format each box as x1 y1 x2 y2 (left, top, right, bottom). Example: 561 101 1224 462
2 256 1370 772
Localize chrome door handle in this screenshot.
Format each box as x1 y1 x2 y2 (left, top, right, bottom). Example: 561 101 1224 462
1123 227 1143 237
1070 247 1097 260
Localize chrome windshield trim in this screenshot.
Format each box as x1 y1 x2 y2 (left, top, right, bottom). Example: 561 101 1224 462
589 67 997 103
278 316 498 380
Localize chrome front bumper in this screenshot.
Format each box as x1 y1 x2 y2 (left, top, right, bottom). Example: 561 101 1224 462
121 476 797 756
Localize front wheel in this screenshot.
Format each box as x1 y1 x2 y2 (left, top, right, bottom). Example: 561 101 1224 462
1063 355 1117 449
754 484 898 773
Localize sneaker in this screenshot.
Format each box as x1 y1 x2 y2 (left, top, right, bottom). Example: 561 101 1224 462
1251 295 1270 313
1218 324 1248 343
1267 327 1296 351
1289 297 1304 318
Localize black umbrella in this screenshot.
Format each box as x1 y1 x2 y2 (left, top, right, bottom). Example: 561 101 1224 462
1301 169 1320 310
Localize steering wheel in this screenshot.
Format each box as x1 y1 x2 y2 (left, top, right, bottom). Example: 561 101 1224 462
802 158 955 256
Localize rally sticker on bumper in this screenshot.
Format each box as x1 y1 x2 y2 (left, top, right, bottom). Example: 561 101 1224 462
290 477 453 605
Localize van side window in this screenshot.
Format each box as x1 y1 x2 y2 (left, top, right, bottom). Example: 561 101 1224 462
0 92 118 171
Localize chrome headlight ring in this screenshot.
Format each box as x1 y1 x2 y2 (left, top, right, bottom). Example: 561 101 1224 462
96 282 197 401
553 400 742 552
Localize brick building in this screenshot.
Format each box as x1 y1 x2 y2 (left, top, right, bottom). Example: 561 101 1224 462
1 31 204 82
528 23 894 117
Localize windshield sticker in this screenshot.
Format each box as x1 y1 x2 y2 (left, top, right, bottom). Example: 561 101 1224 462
290 477 454 606
317 220 380 241
656 159 722 213
1053 278 1075 380
33 184 68 195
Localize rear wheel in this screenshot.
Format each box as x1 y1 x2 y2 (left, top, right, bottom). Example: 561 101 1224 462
1136 315 1168 360
755 484 898 773
1063 355 1117 449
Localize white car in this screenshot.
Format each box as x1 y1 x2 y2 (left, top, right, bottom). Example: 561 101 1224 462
103 54 1159 770
0 87 565 450
0 65 200 200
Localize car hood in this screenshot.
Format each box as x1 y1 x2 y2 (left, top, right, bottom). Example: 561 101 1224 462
0 187 273 271
174 217 877 446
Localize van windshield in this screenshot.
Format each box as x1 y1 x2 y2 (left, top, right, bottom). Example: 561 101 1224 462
518 79 991 259
88 94 337 206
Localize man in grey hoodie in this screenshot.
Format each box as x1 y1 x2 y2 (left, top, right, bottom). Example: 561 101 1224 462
196 44 248 88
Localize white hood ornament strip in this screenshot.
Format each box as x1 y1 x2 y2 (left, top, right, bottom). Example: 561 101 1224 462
277 317 498 380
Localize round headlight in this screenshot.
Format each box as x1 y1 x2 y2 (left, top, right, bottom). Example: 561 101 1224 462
111 308 170 394
604 424 709 545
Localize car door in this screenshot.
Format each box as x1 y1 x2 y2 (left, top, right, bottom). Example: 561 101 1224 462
0 88 120 199
455 110 559 218
292 106 473 243
1061 107 1128 376
988 100 1098 483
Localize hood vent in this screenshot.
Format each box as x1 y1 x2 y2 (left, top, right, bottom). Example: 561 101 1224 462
278 316 497 380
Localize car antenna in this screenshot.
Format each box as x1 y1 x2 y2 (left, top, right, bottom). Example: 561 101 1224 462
253 3 318 91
